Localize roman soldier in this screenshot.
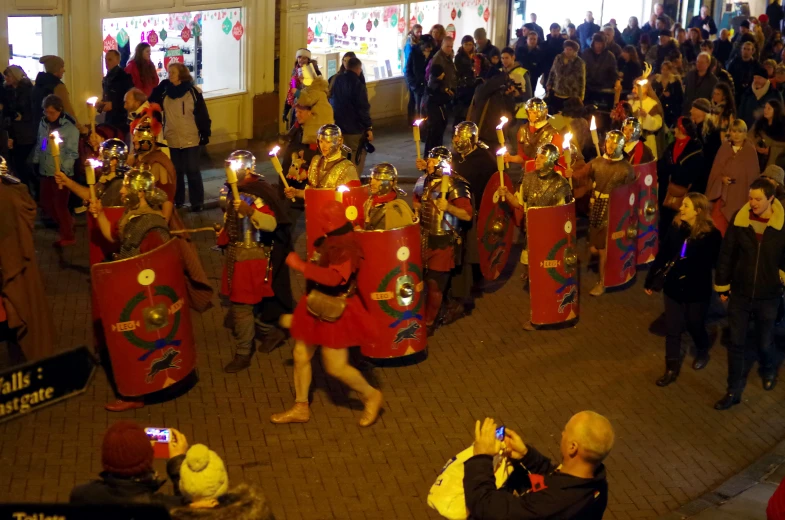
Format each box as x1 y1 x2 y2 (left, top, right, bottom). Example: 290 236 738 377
128 104 174 220
504 98 564 167
621 117 655 164
271 201 383 427
218 151 294 373
412 147 474 335
56 138 128 208
587 130 637 296
362 163 415 231
284 124 360 199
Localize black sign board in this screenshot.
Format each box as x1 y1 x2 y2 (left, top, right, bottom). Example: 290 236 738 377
0 504 171 520
0 346 96 423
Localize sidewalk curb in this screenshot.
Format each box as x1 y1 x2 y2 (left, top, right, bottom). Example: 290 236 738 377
659 439 785 519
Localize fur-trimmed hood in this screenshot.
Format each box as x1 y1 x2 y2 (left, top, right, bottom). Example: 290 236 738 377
298 77 334 144
169 484 274 520
732 198 785 230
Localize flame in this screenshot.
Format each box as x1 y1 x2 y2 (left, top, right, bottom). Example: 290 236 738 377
590 116 597 131
496 146 507 156
230 159 243 171
413 119 425 127
336 185 351 193
87 158 102 168
563 133 572 148
496 116 509 130
86 96 99 105
269 145 281 156
636 79 649 86
51 131 63 144
442 165 451 175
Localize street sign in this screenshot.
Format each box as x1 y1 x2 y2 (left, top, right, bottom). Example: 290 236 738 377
0 346 96 423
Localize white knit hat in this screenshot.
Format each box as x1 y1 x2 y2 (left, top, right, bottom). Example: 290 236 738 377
296 48 312 59
179 444 229 501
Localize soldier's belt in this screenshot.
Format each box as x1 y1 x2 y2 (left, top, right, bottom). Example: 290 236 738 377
593 190 610 199
233 244 272 262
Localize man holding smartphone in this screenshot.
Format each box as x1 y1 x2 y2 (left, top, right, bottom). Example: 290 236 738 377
463 412 614 519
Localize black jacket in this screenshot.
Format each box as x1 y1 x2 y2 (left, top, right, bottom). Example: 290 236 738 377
330 71 372 135
542 35 566 76
102 66 135 133
70 456 185 508
455 49 477 91
464 448 608 520
688 15 718 39
5 79 36 146
467 74 516 147
577 21 601 49
715 200 785 299
657 138 704 204
30 72 62 125
405 48 431 93
618 59 643 93
726 58 758 105
516 45 544 81
453 146 497 207
682 71 718 116
767 3 784 34
645 222 722 302
713 39 733 68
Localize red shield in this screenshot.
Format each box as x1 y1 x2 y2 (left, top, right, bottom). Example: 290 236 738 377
477 173 515 280
356 224 426 359
526 202 579 325
90 239 196 397
304 186 367 257
635 161 658 264
604 183 638 288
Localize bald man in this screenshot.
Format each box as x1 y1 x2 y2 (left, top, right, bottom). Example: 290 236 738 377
464 412 614 519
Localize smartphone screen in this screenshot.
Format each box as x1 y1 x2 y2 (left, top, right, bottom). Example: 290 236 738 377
145 427 171 443
495 425 505 441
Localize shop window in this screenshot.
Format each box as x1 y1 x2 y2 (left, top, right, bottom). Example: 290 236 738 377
8 16 62 80
102 8 245 98
307 5 406 83
410 1 491 44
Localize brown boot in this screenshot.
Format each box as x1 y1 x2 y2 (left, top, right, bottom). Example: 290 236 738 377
358 389 383 427
270 402 310 424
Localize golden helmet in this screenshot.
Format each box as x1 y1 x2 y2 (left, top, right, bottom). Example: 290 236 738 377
122 165 167 208
525 97 548 124
604 130 626 159
536 143 560 170
452 121 479 156
370 162 399 196
621 117 642 142
317 124 344 157
427 146 453 175
226 150 257 182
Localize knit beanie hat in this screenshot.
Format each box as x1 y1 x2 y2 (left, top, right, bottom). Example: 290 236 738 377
179 444 229 501
39 55 64 74
101 421 154 477
692 98 712 114
764 165 785 186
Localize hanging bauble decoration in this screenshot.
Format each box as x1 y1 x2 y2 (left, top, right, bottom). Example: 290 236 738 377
350 21 355 32
446 24 456 39
398 18 405 33
181 26 191 42
222 16 232 34
342 23 349 37
140 31 145 42
315 22 323 37
307 27 315 44
417 12 424 23
103 34 118 52
457 9 462 18
410 15 417 27
391 13 398 27
232 21 244 41
143 21 147 27
478 5 484 16
147 30 158 46
160 28 168 41
366 19 373 32
116 28 129 47
373 18 379 28
483 7 490 21
192 22 201 38
451 8 457 20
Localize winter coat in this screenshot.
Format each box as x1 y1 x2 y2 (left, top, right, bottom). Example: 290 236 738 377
738 83 783 127
169 484 275 520
33 114 79 177
422 75 451 114
750 122 785 170
681 41 701 64
70 456 185 508
542 35 566 76
682 70 718 115
713 39 733 68
403 35 418 76
688 15 718 39
547 54 586 99
429 50 457 91
476 41 499 58
618 59 643 93
405 47 431 94
454 49 477 90
767 3 785 34
515 45 544 81
647 41 679 73
706 141 760 221
101 65 135 133
652 77 684 129
31 72 78 127
645 221 722 302
582 48 618 92
727 57 757 104
715 198 785 299
5 79 36 145
577 21 601 48
622 27 643 45
466 74 516 147
330 71 372 135
151 80 211 149
464 447 608 520
657 138 704 205
125 59 160 98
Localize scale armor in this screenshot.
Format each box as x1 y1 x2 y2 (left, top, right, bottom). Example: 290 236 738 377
307 155 359 188
114 213 171 260
520 170 573 209
419 173 473 236
519 123 559 160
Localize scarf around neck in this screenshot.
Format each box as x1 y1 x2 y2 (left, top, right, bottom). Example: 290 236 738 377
164 80 194 100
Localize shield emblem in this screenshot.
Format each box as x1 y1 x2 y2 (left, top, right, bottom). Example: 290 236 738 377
304 185 367 258
477 173 516 280
604 183 638 288
91 239 196 397
526 202 579 325
635 161 658 265
356 224 426 359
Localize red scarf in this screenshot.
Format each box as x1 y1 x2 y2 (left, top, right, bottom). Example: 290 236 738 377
673 136 691 162
371 191 397 206
632 142 644 164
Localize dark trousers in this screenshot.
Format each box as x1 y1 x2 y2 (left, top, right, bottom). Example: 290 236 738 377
39 177 74 241
664 295 710 370
10 143 37 200
171 146 204 207
424 105 448 156
407 84 419 122
726 294 781 393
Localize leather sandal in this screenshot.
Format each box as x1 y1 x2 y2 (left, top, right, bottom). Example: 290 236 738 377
270 402 310 424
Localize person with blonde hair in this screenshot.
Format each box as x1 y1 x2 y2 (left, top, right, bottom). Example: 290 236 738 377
645 193 721 386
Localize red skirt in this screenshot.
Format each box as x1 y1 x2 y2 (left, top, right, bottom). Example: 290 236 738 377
290 294 377 349
221 259 274 304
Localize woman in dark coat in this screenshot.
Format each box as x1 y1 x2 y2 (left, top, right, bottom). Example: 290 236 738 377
3 66 37 198
405 36 435 121
658 117 704 236
652 60 684 129
644 193 721 386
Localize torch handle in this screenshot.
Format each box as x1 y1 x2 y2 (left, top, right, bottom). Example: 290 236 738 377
415 140 421 160
89 184 97 203
54 156 63 190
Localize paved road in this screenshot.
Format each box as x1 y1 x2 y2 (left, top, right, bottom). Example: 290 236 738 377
2 127 785 520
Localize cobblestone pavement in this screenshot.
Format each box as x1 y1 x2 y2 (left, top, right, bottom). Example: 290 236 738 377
2 128 785 520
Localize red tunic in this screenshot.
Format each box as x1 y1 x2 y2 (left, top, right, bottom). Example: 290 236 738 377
218 205 276 304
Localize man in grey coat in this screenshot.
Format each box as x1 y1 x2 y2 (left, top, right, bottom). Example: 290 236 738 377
682 53 718 115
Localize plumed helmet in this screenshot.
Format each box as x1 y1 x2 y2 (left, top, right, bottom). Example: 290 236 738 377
130 103 163 153
370 162 399 196
536 143 560 169
525 97 548 124
452 121 479 156
100 138 128 170
604 130 626 159
317 124 344 157
225 150 256 182
320 200 351 236
621 117 642 142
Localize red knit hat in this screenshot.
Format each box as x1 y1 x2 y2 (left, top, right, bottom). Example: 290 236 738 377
101 421 154 476
320 200 350 235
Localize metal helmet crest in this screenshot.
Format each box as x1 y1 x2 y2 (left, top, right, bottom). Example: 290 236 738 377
536 143 560 170
427 146 453 175
122 165 167 209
